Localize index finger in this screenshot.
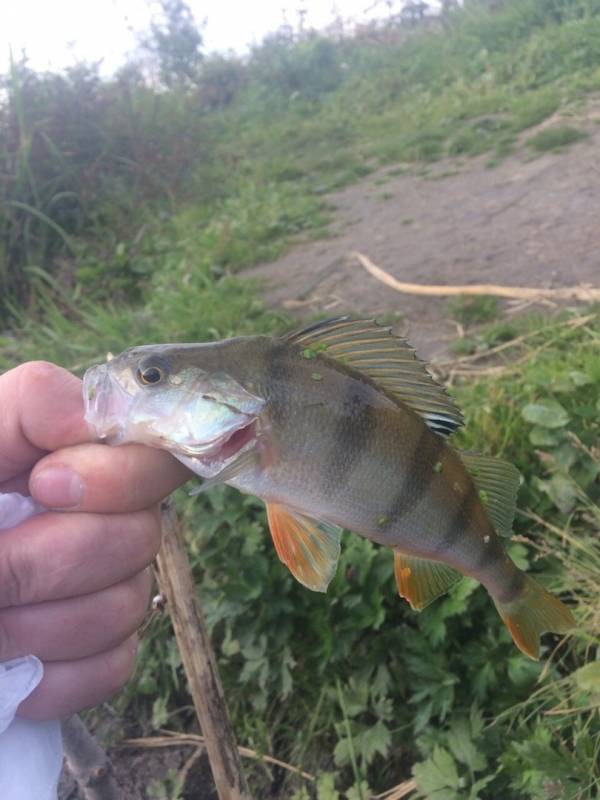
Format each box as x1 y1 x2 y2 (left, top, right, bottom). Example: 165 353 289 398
0 362 91 482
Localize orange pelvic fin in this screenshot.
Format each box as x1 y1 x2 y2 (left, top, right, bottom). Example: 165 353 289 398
394 552 462 610
266 503 342 592
493 574 575 659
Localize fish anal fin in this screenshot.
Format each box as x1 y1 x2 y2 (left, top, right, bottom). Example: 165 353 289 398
266 503 341 592
285 317 463 437
460 452 520 537
493 575 575 660
394 552 462 610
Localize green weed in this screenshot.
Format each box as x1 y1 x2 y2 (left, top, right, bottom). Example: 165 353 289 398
527 125 587 151
448 295 500 326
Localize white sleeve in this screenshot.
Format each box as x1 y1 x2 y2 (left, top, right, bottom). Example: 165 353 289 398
0 494 63 800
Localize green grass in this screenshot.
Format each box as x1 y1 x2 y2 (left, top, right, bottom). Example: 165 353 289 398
527 125 588 151
448 294 501 326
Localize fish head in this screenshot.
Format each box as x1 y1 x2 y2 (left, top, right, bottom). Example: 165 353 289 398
83 343 265 474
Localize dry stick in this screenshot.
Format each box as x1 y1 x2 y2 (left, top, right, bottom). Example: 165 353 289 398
120 732 315 783
61 714 119 800
155 500 253 800
352 251 600 302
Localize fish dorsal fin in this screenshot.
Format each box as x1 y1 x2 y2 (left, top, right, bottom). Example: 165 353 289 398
460 452 520 537
394 552 462 610
266 503 342 592
286 317 463 437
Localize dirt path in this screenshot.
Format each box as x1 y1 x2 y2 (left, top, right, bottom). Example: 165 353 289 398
248 109 600 360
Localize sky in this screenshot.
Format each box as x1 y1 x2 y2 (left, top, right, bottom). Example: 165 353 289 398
0 0 409 75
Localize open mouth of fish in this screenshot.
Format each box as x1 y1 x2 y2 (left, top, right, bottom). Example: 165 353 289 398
190 419 257 474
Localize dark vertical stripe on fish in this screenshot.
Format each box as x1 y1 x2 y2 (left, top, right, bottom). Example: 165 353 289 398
322 378 377 497
495 568 526 603
434 483 478 555
384 424 445 526
266 343 291 425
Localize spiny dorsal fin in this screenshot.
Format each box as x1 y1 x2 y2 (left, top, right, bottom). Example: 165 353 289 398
460 452 520 537
286 317 463 437
394 552 462 610
266 503 342 592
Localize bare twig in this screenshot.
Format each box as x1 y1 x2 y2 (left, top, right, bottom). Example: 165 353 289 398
155 501 253 800
61 714 119 800
353 251 600 302
120 731 315 782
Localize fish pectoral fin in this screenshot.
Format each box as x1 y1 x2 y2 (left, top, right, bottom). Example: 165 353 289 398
460 452 520 537
394 552 462 610
266 503 342 592
189 448 260 496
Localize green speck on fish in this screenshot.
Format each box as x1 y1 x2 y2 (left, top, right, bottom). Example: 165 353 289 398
479 489 489 505
433 461 443 473
88 387 96 400
311 372 323 381
377 515 390 527
302 348 317 359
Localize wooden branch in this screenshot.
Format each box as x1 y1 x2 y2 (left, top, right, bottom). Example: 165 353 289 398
352 251 600 302
155 501 253 800
61 714 119 800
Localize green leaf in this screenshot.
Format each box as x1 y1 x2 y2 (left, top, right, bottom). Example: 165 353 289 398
568 370 592 387
537 474 577 514
528 426 563 447
413 746 461 797
151 695 169 729
316 773 340 800
355 720 392 765
447 718 486 772
573 662 600 693
522 402 570 429
346 781 371 800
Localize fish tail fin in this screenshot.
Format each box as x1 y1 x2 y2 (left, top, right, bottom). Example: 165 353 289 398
493 574 575 660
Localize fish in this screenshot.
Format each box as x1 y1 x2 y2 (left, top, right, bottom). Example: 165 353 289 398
83 317 575 659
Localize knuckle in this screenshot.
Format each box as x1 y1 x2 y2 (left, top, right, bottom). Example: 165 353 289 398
17 361 60 395
0 612 15 659
0 545 31 607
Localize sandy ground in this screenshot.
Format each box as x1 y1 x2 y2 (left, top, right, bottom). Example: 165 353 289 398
248 105 600 360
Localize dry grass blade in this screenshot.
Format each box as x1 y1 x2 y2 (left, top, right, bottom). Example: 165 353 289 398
435 314 597 369
372 778 417 799
119 732 315 782
353 251 600 302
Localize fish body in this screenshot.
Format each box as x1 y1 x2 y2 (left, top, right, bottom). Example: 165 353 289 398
83 318 574 658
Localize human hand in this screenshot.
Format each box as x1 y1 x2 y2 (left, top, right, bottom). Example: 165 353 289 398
0 361 191 720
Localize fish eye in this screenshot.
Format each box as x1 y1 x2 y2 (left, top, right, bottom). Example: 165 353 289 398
137 365 165 386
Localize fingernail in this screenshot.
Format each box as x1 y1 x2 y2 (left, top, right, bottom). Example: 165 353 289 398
31 467 84 509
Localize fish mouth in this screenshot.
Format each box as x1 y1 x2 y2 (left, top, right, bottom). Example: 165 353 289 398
83 363 131 441
190 419 258 476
